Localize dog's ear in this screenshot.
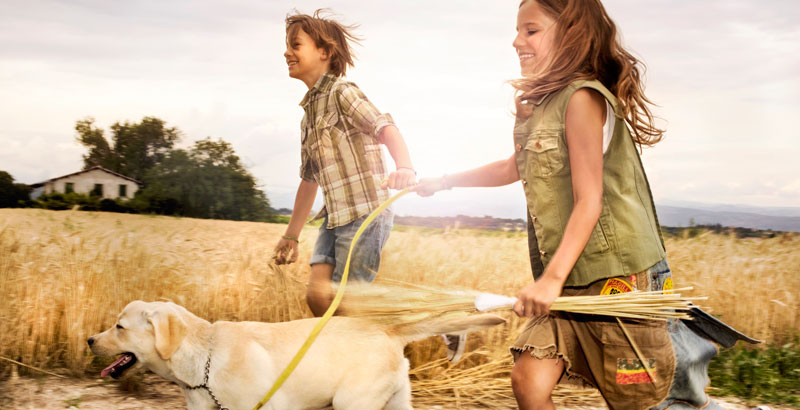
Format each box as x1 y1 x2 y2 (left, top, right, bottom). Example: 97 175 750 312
148 309 187 360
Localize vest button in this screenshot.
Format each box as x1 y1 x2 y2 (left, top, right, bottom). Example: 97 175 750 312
521 179 527 186
535 141 542 148
515 143 522 152
539 249 547 256
532 216 537 222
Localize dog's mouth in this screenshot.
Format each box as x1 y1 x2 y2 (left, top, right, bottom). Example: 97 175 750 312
101 353 137 379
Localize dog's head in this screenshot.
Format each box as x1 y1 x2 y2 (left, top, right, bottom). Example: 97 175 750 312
88 300 189 378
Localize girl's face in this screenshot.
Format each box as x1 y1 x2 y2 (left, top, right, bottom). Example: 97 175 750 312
513 1 557 76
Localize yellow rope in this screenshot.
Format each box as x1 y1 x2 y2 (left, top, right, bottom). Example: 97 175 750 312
251 188 411 410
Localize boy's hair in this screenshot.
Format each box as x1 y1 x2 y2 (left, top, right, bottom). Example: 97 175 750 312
285 9 361 77
514 0 663 147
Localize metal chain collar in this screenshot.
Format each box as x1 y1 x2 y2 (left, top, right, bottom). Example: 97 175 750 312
184 334 229 410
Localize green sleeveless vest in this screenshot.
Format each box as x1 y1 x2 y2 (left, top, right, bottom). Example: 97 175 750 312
513 79 666 286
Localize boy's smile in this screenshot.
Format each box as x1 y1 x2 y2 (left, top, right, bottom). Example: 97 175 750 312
285 28 331 88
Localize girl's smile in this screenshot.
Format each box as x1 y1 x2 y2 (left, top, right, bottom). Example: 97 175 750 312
513 1 557 75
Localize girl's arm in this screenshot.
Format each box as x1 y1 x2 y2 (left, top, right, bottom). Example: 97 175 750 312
274 179 318 264
378 125 416 189
414 153 520 196
514 88 606 317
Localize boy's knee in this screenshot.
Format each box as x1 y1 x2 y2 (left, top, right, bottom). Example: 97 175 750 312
306 285 332 317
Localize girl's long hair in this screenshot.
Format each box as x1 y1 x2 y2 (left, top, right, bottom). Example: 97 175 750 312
514 0 663 147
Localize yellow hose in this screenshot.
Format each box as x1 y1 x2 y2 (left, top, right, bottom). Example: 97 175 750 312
251 188 411 409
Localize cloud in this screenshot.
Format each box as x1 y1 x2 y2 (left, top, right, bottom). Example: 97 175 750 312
1 0 798 212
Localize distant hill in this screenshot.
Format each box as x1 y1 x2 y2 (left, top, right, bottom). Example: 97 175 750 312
656 205 800 232
391 205 800 233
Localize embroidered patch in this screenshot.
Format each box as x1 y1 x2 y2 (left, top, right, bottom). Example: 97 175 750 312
616 358 656 384
600 278 634 295
663 277 674 294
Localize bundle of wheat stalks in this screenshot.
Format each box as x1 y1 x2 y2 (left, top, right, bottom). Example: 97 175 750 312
339 279 703 325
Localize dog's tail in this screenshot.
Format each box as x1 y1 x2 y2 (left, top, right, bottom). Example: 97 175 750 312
388 314 506 345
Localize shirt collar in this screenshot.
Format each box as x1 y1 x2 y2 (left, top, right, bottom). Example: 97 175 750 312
299 72 338 107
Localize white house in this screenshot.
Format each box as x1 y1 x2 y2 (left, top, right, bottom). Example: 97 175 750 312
30 166 141 200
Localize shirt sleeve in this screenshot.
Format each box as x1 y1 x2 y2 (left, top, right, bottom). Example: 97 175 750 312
335 83 395 139
299 149 315 182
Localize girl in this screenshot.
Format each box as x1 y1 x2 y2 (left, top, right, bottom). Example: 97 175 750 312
415 0 723 409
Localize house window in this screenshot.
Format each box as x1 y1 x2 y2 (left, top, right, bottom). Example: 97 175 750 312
65 182 74 194
119 184 127 198
91 184 103 197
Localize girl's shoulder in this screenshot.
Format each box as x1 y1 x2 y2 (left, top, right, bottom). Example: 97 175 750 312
553 79 619 112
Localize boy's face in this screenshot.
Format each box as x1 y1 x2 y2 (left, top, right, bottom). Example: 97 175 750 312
284 27 330 87
513 1 557 76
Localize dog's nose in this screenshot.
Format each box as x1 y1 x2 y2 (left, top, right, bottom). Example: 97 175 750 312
87 337 94 346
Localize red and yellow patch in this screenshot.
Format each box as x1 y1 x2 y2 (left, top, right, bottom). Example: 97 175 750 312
600 278 634 295
616 358 656 384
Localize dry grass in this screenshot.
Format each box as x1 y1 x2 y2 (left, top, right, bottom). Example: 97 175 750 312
340 280 697 324
1 208 798 407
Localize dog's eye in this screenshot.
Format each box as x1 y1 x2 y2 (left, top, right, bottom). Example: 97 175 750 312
116 324 124 330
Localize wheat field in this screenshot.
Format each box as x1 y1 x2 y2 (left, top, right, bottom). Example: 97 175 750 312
1 208 798 406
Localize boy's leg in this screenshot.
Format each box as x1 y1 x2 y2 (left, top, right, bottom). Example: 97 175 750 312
647 259 724 410
511 354 564 410
307 263 335 317
331 210 393 283
308 216 337 317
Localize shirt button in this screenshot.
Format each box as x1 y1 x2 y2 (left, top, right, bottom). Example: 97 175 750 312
515 143 522 152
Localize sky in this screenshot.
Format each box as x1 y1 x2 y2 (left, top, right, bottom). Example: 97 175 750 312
1 0 799 218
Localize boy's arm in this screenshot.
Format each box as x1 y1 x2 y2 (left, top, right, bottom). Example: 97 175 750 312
336 83 416 189
378 125 416 189
336 84 395 144
274 179 318 264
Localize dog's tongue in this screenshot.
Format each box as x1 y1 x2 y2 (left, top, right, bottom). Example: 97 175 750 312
101 354 132 377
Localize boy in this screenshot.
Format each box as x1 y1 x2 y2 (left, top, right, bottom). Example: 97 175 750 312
274 10 465 362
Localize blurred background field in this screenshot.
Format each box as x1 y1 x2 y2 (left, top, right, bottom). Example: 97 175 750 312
1 208 798 407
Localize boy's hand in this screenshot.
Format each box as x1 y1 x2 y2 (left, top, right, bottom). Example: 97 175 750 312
413 177 445 197
381 168 416 190
274 237 299 265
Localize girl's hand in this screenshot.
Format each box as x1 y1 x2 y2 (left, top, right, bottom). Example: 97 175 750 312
413 177 445 197
382 168 417 190
274 237 299 265
513 275 563 317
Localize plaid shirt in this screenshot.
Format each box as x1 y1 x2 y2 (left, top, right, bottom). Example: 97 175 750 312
300 73 394 228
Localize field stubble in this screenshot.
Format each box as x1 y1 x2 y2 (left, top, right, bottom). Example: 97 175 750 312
1 209 798 407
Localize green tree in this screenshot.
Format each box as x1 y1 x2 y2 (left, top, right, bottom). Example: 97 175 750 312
0 171 32 208
75 116 180 181
139 138 273 221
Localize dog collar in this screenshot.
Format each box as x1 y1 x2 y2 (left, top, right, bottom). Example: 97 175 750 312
183 334 230 410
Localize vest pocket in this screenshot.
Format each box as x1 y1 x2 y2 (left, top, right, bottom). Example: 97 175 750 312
585 216 610 254
524 129 563 176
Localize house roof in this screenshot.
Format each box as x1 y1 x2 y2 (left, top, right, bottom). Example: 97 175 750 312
30 166 142 187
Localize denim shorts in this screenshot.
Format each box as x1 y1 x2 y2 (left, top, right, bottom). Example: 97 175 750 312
310 209 393 283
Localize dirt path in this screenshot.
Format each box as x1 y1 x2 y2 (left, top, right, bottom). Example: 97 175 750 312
0 373 786 410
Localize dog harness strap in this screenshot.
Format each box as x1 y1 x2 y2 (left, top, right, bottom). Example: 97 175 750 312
184 335 230 410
